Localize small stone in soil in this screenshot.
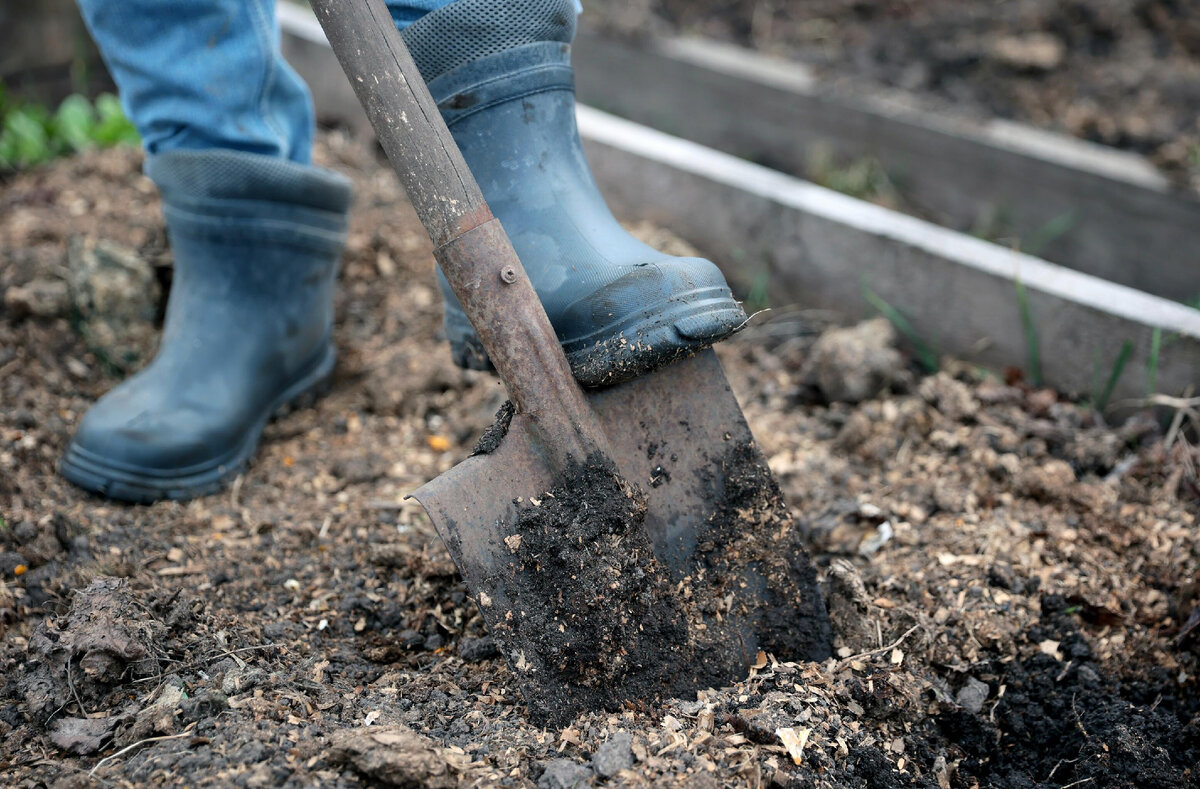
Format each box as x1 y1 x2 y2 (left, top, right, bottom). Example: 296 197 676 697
539 758 593 789
955 677 989 714
592 732 635 778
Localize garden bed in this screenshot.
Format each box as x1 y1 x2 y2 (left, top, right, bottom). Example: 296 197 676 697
1 140 1198 787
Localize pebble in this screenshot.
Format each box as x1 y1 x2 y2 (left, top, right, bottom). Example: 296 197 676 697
2 278 70 319
956 677 989 714
538 758 592 789
592 732 635 778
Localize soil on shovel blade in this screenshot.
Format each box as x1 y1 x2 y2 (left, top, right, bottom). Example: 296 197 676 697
2 138 1199 787
483 456 690 727
473 428 830 726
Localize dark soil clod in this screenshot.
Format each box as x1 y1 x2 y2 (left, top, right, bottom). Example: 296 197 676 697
20 577 164 725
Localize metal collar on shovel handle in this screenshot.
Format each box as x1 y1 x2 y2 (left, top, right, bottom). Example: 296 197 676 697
311 0 833 726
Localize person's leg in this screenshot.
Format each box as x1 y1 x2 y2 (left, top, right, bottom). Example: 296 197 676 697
61 0 352 503
399 0 745 387
76 0 314 161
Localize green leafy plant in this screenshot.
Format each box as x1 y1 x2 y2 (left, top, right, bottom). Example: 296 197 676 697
862 281 938 373
0 88 139 171
808 145 906 209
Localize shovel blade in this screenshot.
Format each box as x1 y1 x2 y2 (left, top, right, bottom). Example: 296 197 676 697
412 349 831 722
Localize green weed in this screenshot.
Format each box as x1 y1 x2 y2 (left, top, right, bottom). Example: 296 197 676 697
1022 211 1078 258
808 145 905 209
0 87 139 171
1094 340 1133 413
861 281 938 373
1015 277 1042 388
744 268 773 314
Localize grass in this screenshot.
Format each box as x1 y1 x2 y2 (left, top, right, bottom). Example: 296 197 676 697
808 146 906 209
970 209 1077 258
744 268 773 314
861 281 938 373
1094 340 1133 413
1014 277 1042 388
1022 211 1078 258
0 87 139 171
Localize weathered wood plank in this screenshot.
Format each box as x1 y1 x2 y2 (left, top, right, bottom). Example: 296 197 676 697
578 107 1200 403
572 32 1200 304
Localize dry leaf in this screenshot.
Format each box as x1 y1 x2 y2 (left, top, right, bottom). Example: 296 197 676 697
776 727 810 765
1039 639 1063 660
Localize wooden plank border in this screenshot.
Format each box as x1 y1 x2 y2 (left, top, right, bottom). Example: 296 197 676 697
572 31 1200 305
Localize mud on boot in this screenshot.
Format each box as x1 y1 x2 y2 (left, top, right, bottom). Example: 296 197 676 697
402 0 748 387
58 150 352 503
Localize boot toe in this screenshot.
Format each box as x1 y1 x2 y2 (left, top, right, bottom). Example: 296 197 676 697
60 387 251 503
443 256 747 388
558 256 747 387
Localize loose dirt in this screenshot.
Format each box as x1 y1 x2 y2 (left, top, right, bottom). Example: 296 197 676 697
484 456 689 727
1 137 1198 787
586 0 1200 191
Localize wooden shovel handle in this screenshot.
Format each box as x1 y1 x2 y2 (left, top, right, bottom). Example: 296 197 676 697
309 0 610 469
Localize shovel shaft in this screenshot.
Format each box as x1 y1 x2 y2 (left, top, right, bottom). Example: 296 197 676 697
310 0 611 468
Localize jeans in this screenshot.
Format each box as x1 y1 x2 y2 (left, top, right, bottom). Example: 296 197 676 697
75 0 580 164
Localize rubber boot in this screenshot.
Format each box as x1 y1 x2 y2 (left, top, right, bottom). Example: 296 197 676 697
402 0 748 387
59 150 352 503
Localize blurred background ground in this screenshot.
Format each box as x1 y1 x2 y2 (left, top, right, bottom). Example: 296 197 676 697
587 0 1200 190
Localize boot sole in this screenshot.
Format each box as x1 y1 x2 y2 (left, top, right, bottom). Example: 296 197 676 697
57 342 337 504
445 287 746 388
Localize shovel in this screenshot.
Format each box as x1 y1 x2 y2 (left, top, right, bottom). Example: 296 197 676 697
311 0 832 725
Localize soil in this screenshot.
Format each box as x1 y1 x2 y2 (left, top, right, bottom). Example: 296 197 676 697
585 0 1200 191
481 456 690 727
1 137 1199 787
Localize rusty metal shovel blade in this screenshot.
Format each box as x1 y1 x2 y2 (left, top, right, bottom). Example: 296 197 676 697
412 350 832 724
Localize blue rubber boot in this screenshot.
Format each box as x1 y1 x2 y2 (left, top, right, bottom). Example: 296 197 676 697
59 150 352 503
402 0 748 387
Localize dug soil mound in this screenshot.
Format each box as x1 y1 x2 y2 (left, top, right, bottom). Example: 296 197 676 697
1 139 1198 787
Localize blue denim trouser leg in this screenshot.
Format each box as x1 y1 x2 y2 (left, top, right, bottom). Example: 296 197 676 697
74 0 463 163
